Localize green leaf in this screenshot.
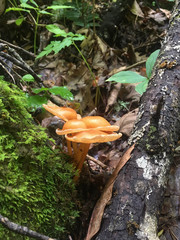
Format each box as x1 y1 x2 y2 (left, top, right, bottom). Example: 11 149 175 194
15 17 24 26
47 5 74 10
39 10 52 15
26 95 47 110
36 41 61 58
146 49 160 79
46 24 67 36
71 33 85 41
29 0 38 7
22 74 35 82
32 88 49 94
72 35 85 41
49 86 74 100
135 79 149 95
36 39 73 59
36 47 53 59
20 0 28 3
106 71 147 83
20 3 36 9
59 38 73 50
5 7 30 13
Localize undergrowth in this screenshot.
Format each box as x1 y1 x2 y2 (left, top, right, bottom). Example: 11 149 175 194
0 78 79 239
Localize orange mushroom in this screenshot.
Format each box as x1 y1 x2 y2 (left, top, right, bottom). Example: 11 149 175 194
65 130 122 173
43 103 81 121
56 119 87 135
82 116 119 132
56 119 88 167
56 116 122 180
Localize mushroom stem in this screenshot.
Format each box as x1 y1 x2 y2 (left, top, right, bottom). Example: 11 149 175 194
73 143 90 182
66 139 72 156
77 143 91 172
72 142 79 167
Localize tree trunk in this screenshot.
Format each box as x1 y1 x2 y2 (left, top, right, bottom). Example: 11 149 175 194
95 2 180 240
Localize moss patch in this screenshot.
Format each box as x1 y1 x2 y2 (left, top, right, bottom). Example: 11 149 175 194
0 79 79 239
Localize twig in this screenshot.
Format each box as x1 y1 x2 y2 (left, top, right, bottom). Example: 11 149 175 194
124 60 146 70
0 51 42 86
0 62 16 84
87 154 108 170
0 214 58 240
0 57 23 85
109 60 146 76
0 39 35 58
0 43 8 51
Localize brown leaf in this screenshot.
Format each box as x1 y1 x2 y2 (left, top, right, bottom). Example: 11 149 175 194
0 0 6 16
85 144 135 240
105 83 122 112
130 0 144 18
122 83 141 103
115 108 138 136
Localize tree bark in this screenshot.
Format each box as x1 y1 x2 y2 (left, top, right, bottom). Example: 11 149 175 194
95 2 180 240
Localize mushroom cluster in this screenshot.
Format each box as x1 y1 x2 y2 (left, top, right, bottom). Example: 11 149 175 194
43 104 122 178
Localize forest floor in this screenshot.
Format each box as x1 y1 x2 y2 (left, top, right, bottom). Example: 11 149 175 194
0 1 179 240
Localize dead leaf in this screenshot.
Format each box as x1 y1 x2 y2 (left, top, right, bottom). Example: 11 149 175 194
148 8 169 24
121 83 141 104
105 83 122 112
0 0 5 16
96 35 107 55
159 8 171 19
92 51 107 69
130 0 144 18
115 108 138 136
85 144 135 240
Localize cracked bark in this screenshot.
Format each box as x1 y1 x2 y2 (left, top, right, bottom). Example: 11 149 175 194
95 2 180 240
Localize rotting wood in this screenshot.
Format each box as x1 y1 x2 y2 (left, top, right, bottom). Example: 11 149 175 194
94 2 180 240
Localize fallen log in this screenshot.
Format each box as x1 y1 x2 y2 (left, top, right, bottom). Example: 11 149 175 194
91 2 180 240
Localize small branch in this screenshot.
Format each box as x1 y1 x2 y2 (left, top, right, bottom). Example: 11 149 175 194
0 39 35 58
0 214 58 240
0 51 42 86
0 43 8 51
86 154 108 170
0 62 16 84
109 59 146 76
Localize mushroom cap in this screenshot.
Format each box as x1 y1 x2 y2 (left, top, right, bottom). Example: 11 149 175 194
43 104 79 121
65 130 122 143
82 116 119 132
56 119 87 135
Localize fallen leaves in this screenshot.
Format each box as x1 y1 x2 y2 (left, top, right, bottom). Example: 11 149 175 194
85 144 135 240
115 108 138 136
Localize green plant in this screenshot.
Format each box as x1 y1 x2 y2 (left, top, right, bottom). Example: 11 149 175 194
36 24 86 58
52 0 100 28
6 0 73 54
107 49 160 95
114 100 129 112
36 25 101 107
21 74 74 111
0 78 79 239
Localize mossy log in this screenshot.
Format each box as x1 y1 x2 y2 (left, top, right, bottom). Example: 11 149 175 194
95 2 180 240
0 79 78 240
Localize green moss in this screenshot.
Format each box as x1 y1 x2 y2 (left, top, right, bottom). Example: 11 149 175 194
0 79 79 239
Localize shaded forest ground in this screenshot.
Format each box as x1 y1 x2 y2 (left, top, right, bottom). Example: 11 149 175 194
0 1 179 240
